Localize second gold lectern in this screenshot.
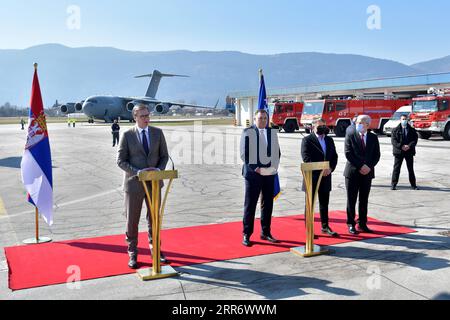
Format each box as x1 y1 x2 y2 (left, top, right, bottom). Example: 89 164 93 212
137 170 179 281
291 161 330 258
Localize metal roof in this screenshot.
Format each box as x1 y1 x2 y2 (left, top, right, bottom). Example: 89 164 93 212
230 72 450 99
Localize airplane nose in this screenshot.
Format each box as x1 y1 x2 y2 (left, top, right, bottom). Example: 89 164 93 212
83 102 93 116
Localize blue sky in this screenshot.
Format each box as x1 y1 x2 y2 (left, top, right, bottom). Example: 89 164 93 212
1 0 449 64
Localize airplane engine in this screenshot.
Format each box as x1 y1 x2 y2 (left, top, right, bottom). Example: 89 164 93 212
60 103 75 115
75 102 83 112
155 103 170 114
126 101 136 112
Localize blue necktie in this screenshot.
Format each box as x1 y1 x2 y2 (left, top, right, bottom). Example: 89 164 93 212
142 130 149 156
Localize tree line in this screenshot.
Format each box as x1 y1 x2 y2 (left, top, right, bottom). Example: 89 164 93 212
0 103 59 117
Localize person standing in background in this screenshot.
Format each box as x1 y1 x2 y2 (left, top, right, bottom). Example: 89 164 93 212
391 115 419 190
112 119 121 147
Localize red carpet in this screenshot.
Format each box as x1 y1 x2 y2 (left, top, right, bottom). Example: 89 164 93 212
4 211 415 291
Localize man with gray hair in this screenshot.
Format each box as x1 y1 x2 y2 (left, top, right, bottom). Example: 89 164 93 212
344 115 380 235
117 105 169 269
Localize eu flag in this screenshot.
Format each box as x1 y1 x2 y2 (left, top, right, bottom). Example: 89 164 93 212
258 70 281 200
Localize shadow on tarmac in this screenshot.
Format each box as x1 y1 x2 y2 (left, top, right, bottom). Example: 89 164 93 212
177 262 359 299
0 157 21 169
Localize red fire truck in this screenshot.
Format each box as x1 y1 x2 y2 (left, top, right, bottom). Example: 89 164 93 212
410 90 450 140
271 101 305 133
300 98 412 137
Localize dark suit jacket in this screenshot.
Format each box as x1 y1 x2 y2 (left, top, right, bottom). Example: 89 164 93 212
301 133 338 192
117 126 169 194
391 124 418 156
240 126 281 181
344 129 381 180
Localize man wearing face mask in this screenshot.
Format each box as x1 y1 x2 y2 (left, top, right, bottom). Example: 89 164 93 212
301 118 339 237
344 115 381 234
391 115 419 190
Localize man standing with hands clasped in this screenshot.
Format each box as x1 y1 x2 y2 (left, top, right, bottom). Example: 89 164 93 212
240 110 281 247
301 117 339 237
117 105 169 269
391 115 419 190
344 115 381 235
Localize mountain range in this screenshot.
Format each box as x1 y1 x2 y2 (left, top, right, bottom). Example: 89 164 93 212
1 44 450 107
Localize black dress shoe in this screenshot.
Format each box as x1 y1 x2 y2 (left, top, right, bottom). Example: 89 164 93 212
322 226 339 237
128 256 138 269
242 235 251 247
358 224 374 233
150 248 169 264
348 225 359 235
412 186 419 190
391 185 397 190
260 234 279 243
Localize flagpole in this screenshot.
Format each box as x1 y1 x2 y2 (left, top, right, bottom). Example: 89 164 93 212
35 208 39 241
23 208 51 244
23 62 52 245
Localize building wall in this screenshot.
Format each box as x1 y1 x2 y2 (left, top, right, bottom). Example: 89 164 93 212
238 98 253 127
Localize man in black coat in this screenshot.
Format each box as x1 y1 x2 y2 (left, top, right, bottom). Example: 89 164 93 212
111 119 121 147
301 118 339 237
240 110 281 247
391 115 419 190
344 115 381 234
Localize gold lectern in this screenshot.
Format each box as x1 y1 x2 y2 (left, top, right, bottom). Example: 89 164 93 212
137 170 179 281
291 161 330 258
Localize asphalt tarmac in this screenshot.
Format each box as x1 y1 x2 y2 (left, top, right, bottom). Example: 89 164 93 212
1 122 449 300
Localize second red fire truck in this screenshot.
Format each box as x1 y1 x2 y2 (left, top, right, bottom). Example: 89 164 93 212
410 89 450 140
300 98 411 137
272 98 412 137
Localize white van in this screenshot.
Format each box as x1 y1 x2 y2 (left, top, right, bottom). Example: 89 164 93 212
383 105 412 136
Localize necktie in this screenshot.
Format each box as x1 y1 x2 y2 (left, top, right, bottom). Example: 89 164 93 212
361 134 366 151
403 128 407 141
142 130 150 156
259 129 268 152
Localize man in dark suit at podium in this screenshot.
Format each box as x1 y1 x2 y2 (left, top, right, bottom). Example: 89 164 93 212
240 110 281 247
117 105 169 269
344 115 381 235
301 117 339 237
391 115 419 190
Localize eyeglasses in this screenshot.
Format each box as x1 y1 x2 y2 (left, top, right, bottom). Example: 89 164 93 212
138 114 150 119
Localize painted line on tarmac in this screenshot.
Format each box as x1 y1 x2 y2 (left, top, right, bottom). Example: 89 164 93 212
1 188 122 219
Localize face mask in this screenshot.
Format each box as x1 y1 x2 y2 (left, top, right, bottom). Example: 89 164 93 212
356 124 365 133
401 120 408 127
316 126 329 136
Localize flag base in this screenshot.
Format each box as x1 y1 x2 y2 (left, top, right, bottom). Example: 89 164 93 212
137 266 178 281
23 237 52 245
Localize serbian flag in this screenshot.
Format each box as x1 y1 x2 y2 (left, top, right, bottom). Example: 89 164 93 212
20 65 54 226
258 70 281 201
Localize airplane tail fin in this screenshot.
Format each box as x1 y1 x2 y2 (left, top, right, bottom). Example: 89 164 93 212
135 70 189 98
